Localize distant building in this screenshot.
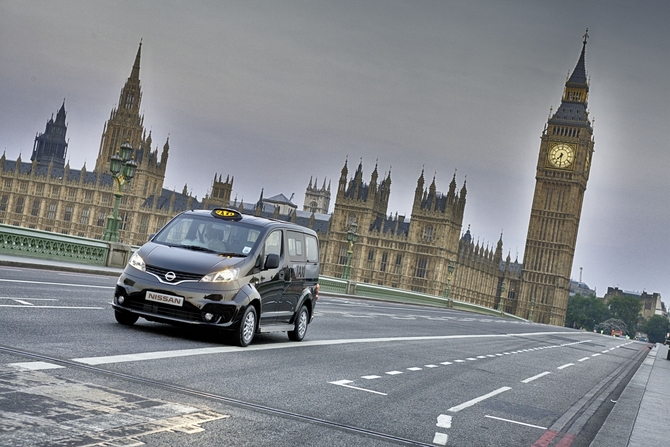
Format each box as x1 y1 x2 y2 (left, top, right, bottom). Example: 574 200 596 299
603 287 665 320
569 280 596 297
303 176 331 214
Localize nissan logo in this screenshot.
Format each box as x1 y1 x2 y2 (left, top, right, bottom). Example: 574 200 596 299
165 271 176 281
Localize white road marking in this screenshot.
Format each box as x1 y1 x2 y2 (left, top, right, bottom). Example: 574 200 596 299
436 414 452 428
557 363 574 370
0 278 114 289
0 297 58 301
0 305 104 309
385 371 403 375
407 367 422 371
476 355 487 359
70 334 594 365
329 380 387 395
13 299 33 306
440 361 453 365
433 432 448 445
425 364 438 368
448 387 512 413
591 353 601 357
578 357 590 362
361 375 381 380
466 357 477 361
10 361 65 370
521 371 551 383
484 415 547 430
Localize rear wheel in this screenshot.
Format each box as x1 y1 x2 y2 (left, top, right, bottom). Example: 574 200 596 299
235 306 257 347
288 305 309 341
114 310 139 326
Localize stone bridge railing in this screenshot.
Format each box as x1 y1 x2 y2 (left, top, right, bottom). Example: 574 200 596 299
319 276 526 320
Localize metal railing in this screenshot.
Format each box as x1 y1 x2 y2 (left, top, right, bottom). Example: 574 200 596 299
0 224 109 266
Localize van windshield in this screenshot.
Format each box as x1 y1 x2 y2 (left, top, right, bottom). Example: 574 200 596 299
153 215 262 256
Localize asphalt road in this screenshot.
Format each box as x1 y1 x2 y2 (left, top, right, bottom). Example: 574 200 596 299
0 265 649 446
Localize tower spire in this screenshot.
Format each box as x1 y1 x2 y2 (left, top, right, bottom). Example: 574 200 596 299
131 39 142 80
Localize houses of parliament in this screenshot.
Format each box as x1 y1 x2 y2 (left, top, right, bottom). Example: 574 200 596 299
0 35 595 326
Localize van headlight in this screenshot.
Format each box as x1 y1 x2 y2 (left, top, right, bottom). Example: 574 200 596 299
128 252 146 272
201 268 239 283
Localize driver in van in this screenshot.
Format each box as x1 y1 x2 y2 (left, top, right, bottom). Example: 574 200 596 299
204 225 227 252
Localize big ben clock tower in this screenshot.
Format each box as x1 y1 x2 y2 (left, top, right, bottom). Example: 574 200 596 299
519 31 594 326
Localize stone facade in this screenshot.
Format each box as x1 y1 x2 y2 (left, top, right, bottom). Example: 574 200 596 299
517 33 594 326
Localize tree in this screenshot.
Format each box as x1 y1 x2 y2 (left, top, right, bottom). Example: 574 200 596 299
595 318 627 335
640 315 669 344
607 296 643 337
565 293 610 331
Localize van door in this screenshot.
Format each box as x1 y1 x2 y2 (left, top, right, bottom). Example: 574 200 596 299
275 230 306 324
254 230 285 325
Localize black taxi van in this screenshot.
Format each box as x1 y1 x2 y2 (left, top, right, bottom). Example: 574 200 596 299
112 208 320 346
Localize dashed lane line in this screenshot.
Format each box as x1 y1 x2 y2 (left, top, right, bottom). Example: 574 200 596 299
447 387 512 413
521 371 551 384
484 415 547 430
329 380 387 396
557 363 575 370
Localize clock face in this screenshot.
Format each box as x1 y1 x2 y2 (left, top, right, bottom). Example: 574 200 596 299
548 143 575 169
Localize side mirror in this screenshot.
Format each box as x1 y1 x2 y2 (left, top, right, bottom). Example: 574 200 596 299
147 233 155 242
264 253 280 270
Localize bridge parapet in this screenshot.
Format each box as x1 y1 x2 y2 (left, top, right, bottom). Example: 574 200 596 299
0 224 115 266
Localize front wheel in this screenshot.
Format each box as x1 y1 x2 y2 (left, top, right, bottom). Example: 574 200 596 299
235 306 257 347
288 305 309 341
114 310 139 326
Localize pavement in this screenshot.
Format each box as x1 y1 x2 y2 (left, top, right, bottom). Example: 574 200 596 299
1 252 668 447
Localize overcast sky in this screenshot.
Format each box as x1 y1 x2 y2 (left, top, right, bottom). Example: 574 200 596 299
1 1 669 303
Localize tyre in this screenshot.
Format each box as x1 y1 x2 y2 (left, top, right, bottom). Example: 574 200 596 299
235 306 257 347
288 305 309 341
114 310 139 326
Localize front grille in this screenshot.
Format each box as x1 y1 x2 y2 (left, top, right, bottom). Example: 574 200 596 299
146 265 203 283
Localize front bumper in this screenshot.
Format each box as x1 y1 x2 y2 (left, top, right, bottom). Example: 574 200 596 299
113 269 244 328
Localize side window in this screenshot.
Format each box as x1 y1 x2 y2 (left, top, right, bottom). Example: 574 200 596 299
264 230 282 257
305 235 319 262
287 230 306 262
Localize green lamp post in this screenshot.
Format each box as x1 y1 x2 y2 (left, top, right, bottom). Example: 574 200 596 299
341 221 358 280
497 280 506 313
102 142 137 242
444 260 455 308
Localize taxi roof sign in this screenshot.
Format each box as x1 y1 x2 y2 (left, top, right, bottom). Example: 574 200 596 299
211 208 243 221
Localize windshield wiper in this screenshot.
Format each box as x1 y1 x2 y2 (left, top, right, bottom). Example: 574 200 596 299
216 252 246 257
180 245 218 253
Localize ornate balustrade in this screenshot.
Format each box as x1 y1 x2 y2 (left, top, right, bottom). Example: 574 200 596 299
0 224 109 266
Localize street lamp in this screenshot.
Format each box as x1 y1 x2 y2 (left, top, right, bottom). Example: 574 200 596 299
102 142 137 242
341 221 358 280
444 259 455 308
497 280 506 313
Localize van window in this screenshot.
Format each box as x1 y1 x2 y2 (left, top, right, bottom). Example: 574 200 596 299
287 231 305 262
305 235 318 262
264 230 282 257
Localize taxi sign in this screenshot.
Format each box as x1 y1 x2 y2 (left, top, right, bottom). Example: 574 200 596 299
211 208 243 221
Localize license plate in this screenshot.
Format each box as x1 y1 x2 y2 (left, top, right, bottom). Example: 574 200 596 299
146 291 184 307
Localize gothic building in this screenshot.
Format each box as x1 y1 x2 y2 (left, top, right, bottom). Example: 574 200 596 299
303 176 331 214
0 34 595 326
0 43 203 244
516 32 594 325
318 33 593 324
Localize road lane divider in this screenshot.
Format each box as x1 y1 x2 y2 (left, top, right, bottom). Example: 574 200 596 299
521 371 551 383
328 380 387 395
447 387 512 413
484 415 547 430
